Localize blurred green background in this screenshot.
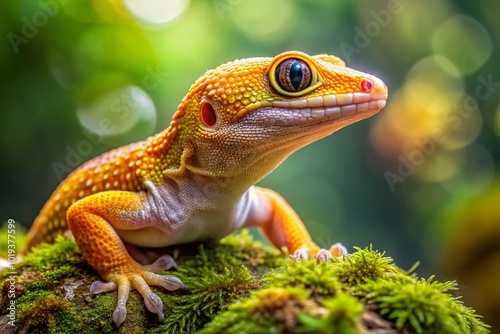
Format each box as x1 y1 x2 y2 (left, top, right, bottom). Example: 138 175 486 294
1 0 500 329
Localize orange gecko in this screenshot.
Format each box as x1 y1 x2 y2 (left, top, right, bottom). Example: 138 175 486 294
23 51 388 326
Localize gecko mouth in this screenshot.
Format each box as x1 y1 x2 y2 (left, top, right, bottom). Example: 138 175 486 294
242 91 388 127
276 94 386 125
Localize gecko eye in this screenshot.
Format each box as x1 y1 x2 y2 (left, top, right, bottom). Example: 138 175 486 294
275 59 312 93
269 54 322 97
200 102 217 127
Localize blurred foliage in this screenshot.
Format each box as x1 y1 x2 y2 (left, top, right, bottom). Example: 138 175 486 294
1 0 500 330
442 184 500 331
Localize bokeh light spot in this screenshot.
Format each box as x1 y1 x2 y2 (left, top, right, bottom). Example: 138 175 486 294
123 0 189 25
77 86 157 146
390 0 453 55
231 0 295 43
405 56 463 111
430 92 483 150
415 148 461 183
432 15 492 75
370 56 474 177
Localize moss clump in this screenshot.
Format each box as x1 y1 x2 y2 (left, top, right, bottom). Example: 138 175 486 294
357 277 488 334
20 235 86 272
0 232 490 334
199 287 314 333
261 258 343 296
333 246 403 285
200 287 365 334
154 265 259 333
148 231 285 332
296 292 365 334
198 246 489 334
16 290 78 332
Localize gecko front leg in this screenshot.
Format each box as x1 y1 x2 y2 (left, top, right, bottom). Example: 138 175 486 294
66 190 187 327
243 186 347 262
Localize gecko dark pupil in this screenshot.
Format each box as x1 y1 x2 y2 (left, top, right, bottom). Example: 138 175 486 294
275 58 312 93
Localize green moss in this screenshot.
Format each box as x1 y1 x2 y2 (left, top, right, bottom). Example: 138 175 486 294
0 232 490 333
20 235 86 272
199 286 313 334
200 287 365 334
261 258 342 296
201 246 488 334
146 231 284 332
155 265 258 333
357 277 489 334
296 292 364 334
16 290 79 333
332 245 403 285
80 292 117 334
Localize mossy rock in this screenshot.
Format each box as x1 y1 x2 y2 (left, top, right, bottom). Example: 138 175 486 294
0 231 490 333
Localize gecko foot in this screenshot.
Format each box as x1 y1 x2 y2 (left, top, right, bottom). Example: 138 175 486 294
291 243 347 263
90 269 187 327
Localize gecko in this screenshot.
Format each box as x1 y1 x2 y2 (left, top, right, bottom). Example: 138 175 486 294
23 51 388 327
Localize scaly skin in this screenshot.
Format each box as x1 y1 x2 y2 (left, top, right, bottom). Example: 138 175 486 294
24 51 388 327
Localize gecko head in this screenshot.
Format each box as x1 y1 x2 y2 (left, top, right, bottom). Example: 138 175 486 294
176 51 388 179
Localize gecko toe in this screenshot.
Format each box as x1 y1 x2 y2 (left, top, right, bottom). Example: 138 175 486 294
144 292 165 321
113 302 127 327
160 275 188 290
291 248 310 261
144 271 188 291
145 255 178 272
316 249 332 263
90 281 117 295
330 243 348 257
291 244 347 263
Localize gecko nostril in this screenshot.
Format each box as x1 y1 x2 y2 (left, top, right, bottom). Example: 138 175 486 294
360 79 374 92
